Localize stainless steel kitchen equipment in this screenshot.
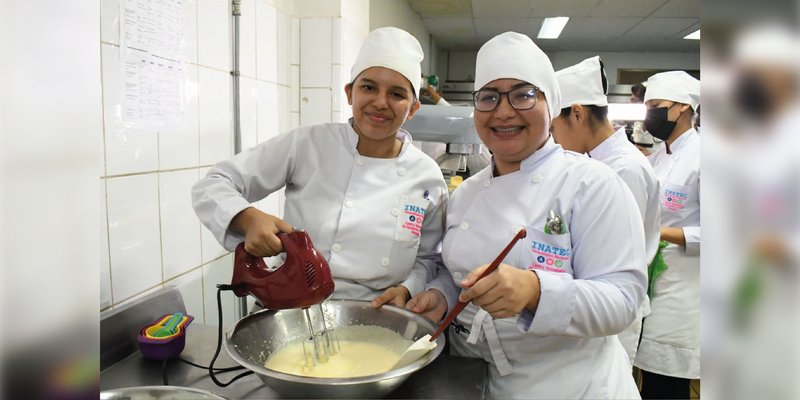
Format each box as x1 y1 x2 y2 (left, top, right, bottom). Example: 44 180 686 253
101 287 487 399
402 104 489 183
224 299 445 399
439 81 475 103
100 385 227 400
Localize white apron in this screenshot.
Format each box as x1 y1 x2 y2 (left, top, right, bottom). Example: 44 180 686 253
635 129 701 378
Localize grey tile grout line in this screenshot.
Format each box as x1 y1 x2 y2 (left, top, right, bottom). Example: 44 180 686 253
101 165 213 179
197 0 207 325
109 252 231 311
157 133 165 284
99 29 115 309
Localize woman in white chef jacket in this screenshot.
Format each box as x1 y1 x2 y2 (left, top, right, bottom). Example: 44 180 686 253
633 71 701 399
550 56 661 366
405 32 647 399
191 27 448 305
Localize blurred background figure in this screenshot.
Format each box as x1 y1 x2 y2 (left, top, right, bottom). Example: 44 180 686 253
629 82 665 157
635 70 701 400
702 10 800 400
421 83 451 106
631 82 647 104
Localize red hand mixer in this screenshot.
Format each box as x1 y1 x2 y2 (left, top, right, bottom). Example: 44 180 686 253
230 230 338 364
231 230 335 309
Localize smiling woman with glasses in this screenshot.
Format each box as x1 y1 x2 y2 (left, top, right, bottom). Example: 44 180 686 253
471 85 540 112
404 32 647 399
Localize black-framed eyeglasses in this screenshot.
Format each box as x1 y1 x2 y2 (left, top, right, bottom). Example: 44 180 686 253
471 85 540 112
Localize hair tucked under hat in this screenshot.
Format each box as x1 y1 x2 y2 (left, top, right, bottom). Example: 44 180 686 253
350 27 424 98
644 71 700 112
474 32 560 119
556 56 609 110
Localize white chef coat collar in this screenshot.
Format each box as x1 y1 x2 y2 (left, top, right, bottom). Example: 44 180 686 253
520 136 561 172
667 127 698 155
396 128 414 159
490 136 560 176
588 127 627 160
345 119 360 152
489 136 561 179
346 118 413 160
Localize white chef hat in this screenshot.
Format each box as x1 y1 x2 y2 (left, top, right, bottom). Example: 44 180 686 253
350 27 424 98
555 56 608 110
733 24 800 69
643 71 701 112
474 32 560 118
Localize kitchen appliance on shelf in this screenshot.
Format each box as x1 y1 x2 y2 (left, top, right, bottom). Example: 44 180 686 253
439 81 475 103
402 104 490 190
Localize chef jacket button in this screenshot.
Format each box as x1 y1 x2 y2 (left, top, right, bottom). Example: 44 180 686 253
381 257 390 267
453 272 463 280
532 174 543 183
397 167 407 176
356 157 365 165
345 200 354 208
331 243 342 252
460 222 470 230
391 208 400 216
482 180 491 188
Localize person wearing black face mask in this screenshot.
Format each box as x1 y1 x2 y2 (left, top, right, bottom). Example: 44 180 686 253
634 71 701 400
644 102 693 152
733 73 773 122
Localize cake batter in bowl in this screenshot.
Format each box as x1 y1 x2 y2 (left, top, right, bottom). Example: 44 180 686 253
224 299 444 399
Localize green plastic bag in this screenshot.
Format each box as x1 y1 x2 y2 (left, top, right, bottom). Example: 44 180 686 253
647 241 670 298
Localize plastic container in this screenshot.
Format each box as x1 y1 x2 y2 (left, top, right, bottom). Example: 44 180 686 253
137 313 194 360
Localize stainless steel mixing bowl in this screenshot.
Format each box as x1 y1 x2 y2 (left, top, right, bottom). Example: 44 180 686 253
100 385 227 399
224 299 445 399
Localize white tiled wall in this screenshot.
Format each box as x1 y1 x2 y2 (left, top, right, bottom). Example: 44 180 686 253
101 43 160 176
202 254 238 328
99 0 382 329
159 169 202 280
159 64 200 170
198 66 232 165
106 174 162 302
240 77 260 151
300 88 332 126
239 0 257 78
276 12 291 86
332 17 369 123
197 0 231 72
256 80 280 143
300 18 332 88
100 180 112 310
256 1 278 82
100 0 297 329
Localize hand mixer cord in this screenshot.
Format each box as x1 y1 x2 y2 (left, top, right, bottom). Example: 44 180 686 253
207 284 254 387
159 284 252 387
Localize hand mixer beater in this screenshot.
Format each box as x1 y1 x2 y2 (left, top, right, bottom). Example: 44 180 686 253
231 230 338 366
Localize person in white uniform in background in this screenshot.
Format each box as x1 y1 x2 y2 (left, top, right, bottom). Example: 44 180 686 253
633 71 701 399
191 27 448 306
405 32 647 399
550 56 661 367
422 82 451 106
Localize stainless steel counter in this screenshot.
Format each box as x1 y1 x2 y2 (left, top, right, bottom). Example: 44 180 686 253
101 323 488 399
